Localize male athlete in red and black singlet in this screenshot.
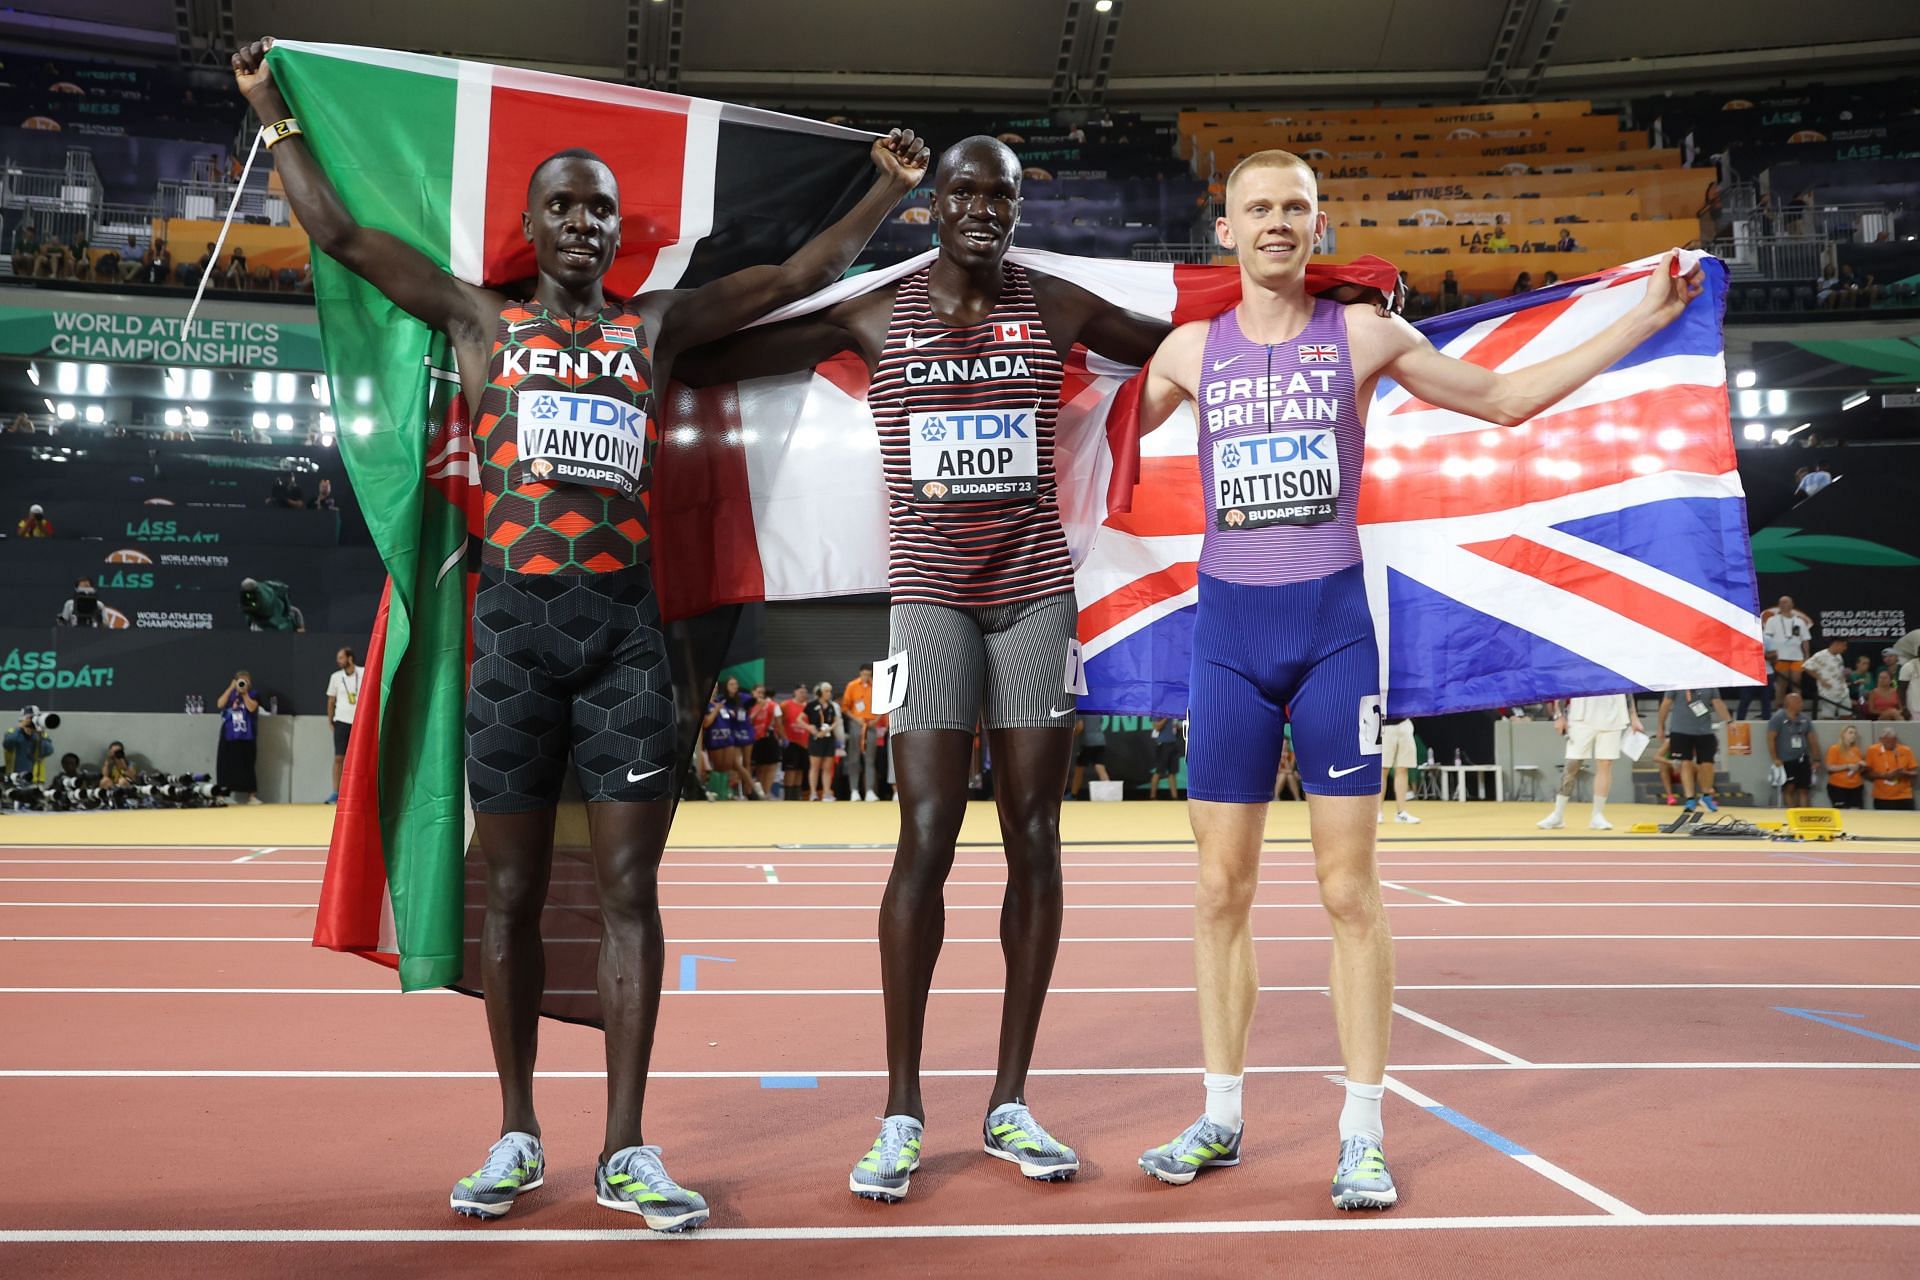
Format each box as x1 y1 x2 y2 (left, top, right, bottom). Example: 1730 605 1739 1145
680 135 1396 1202
235 36 927 1230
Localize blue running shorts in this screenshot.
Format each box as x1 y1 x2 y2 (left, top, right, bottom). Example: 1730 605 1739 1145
1186 564 1384 803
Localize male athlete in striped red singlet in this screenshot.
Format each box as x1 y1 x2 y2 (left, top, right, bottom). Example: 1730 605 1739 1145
681 136 1396 1202
234 36 927 1230
1135 149 1701 1207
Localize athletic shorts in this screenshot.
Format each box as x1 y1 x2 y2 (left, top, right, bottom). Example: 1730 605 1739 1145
1827 783 1865 809
1774 659 1804 678
751 735 781 767
1565 723 1623 760
466 563 676 811
1186 565 1383 802
331 719 352 756
781 741 809 772
1153 741 1183 773
886 591 1078 736
808 735 836 759
1667 731 1717 765
1875 796 1915 811
1380 719 1418 770
1781 757 1811 789
1077 744 1106 768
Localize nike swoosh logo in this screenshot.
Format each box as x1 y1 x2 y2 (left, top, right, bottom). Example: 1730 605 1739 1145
626 767 665 782
1211 354 1246 371
506 320 537 336
902 331 924 350
1048 705 1075 718
1327 764 1367 778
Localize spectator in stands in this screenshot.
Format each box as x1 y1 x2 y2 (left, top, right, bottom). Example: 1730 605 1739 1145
1861 273 1881 307
3 711 53 780
93 240 120 283
1836 264 1859 307
1510 271 1533 295
310 478 337 511
1486 222 1512 253
10 219 38 276
325 645 360 803
142 239 171 286
1761 595 1813 702
804 681 841 802
268 470 306 509
101 740 135 787
1794 461 1832 499
33 234 73 280
1804 637 1851 718
840 663 880 802
275 265 301 291
1148 715 1184 800
779 683 810 799
1849 653 1877 715
1823 724 1867 807
1768 691 1818 808
1815 262 1841 309
1555 229 1578 253
116 235 143 282
6 413 32 434
1866 727 1917 811
1866 670 1904 721
222 246 250 289
1542 270 1559 287
1440 269 1460 312
54 576 102 627
215 670 263 804
17 503 52 538
747 684 784 800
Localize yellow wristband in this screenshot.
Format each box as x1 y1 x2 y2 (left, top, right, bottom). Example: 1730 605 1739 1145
261 118 303 149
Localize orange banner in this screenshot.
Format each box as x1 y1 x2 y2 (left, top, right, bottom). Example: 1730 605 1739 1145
1317 169 1712 221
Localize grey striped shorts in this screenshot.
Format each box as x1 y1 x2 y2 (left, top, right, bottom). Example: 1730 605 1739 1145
886 591 1079 736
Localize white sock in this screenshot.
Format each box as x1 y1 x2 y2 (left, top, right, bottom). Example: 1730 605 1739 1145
1551 793 1569 818
1591 797 1607 818
1339 1080 1386 1142
1202 1072 1244 1129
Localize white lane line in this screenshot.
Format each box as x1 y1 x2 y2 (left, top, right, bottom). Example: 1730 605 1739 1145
5 901 1917 912
6 932 1920 945
1381 881 1467 905
2 1214 1916 1243
3 1063 1917 1082
4 982 1916 998
1382 1075 1639 1217
230 848 283 863
1390 1003 1533 1065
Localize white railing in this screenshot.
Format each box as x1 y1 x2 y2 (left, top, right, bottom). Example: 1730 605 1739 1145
1719 231 1830 281
1130 242 1220 264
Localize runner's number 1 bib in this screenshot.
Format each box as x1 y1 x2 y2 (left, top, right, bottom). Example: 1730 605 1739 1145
910 407 1038 503
1212 428 1338 529
518 389 649 499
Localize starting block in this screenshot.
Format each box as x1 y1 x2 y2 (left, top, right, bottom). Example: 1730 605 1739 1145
1785 807 1845 841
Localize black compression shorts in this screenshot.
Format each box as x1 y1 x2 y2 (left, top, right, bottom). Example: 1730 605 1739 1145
466 563 676 810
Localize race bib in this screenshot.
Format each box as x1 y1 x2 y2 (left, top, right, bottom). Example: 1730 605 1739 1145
1357 694 1383 756
517 389 648 498
872 651 910 715
909 409 1038 502
1064 638 1089 696
1212 429 1339 529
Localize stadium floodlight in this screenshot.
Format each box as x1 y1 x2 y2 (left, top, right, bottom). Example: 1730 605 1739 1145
276 372 297 403
55 402 75 420
252 411 270 430
1742 422 1766 441
84 405 104 424
1095 0 1113 10
352 416 373 436
1841 392 1869 411
318 412 334 431
163 368 184 398
163 409 182 428
276 413 294 432
189 369 213 399
1736 389 1760 418
26 363 38 386
1766 389 1787 415
188 407 209 428
312 377 331 404
42 397 55 415
1734 370 1757 389
84 363 108 395
320 433 335 448
252 371 272 402
55 362 78 394
1770 427 1789 444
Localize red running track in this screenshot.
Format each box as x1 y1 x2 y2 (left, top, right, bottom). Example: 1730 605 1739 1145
2 837 1918 1277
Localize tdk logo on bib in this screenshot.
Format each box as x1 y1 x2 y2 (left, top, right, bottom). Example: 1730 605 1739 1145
526 391 645 437
910 410 1038 502
1212 429 1339 530
519 390 649 498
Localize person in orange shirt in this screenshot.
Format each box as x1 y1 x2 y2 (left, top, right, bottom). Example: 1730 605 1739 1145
841 663 881 802
1823 725 1867 809
1865 727 1917 811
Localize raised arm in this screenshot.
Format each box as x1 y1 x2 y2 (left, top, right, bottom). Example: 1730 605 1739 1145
234 40 497 346
672 286 892 386
647 131 928 373
1360 250 1704 427
1137 321 1206 435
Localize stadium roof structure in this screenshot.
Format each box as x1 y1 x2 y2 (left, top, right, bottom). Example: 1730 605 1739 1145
14 1 1920 111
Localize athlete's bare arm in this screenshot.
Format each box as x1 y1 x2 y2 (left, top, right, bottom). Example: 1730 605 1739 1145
643 133 928 383
1137 321 1208 433
232 40 502 397
669 287 897 386
1347 249 1703 426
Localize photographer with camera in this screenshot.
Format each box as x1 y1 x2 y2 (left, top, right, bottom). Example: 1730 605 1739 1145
102 741 135 786
215 670 264 804
4 707 56 782
56 577 103 627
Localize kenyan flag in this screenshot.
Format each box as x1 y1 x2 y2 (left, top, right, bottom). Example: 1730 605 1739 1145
278 42 877 989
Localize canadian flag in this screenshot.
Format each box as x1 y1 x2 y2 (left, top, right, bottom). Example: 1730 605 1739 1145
995 320 1034 343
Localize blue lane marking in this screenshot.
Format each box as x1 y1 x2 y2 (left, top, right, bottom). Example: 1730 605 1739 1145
1775 1007 1920 1053
760 1075 819 1089
676 954 734 992
1424 1105 1533 1157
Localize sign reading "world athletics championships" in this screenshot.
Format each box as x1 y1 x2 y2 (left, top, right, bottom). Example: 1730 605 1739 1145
0 289 324 370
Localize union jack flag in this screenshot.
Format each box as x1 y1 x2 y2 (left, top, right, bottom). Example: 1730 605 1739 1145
1076 251 1765 715
1298 342 1340 364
